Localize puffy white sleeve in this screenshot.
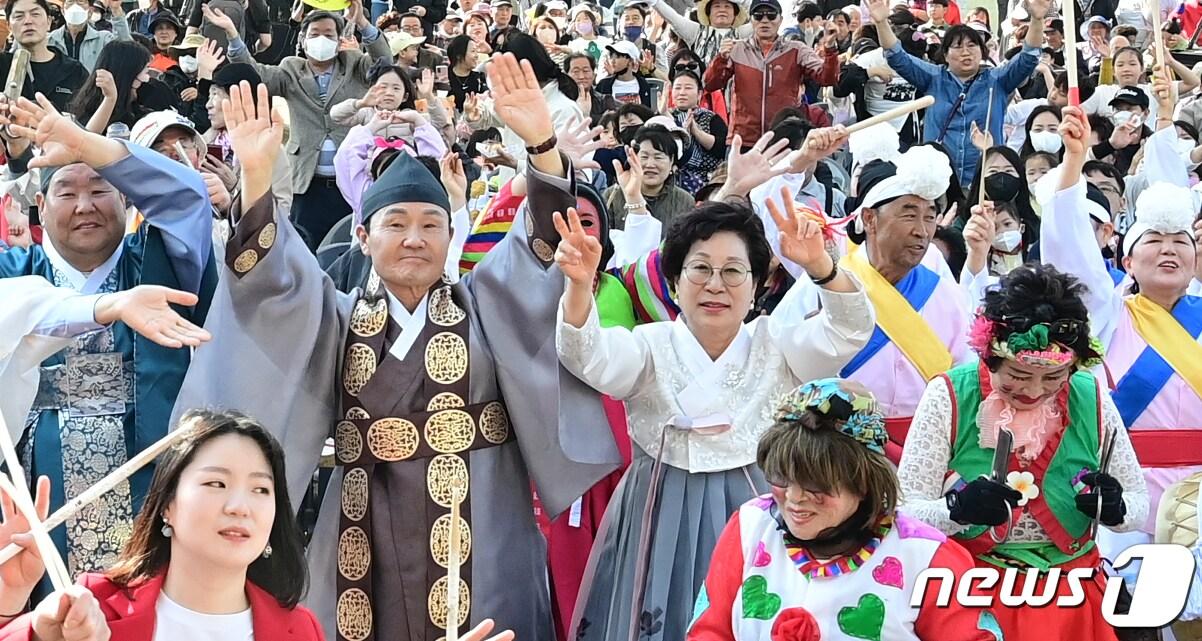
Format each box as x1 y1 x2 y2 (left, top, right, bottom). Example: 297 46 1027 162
765 274 875 381
607 213 662 269
897 378 971 535
1037 175 1122 346
959 264 998 313
1099 391 1150 533
556 298 654 400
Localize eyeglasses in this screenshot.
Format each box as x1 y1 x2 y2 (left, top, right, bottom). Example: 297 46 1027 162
673 62 699 72
683 260 751 287
751 10 779 21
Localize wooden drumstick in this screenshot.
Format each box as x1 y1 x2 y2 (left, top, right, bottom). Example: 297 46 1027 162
1063 0 1080 104
0 413 69 590
844 96 936 135
0 423 196 566
446 480 464 641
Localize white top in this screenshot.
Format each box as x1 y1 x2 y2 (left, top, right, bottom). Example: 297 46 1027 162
556 278 875 472
152 593 254 641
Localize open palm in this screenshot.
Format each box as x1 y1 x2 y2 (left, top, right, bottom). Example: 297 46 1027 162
9 94 88 169
486 54 554 145
100 285 212 349
222 82 284 178
552 208 601 285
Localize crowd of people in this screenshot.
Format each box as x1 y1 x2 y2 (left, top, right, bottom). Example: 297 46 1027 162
2 0 1202 637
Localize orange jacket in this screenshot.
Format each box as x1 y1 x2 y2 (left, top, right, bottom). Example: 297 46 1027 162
702 37 839 145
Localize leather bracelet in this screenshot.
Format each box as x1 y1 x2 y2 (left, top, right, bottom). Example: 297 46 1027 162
811 261 839 286
525 134 558 156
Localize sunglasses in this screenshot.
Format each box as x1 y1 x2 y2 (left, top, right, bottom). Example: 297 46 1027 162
673 62 699 72
752 10 779 21
1001 317 1086 343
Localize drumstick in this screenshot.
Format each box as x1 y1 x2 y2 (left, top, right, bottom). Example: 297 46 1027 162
1150 0 1171 81
1063 0 1080 104
0 413 69 591
0 475 69 591
446 481 464 641
0 424 196 566
844 96 935 134
979 86 995 207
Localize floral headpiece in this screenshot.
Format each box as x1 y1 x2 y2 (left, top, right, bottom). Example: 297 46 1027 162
777 379 887 455
967 315 1104 370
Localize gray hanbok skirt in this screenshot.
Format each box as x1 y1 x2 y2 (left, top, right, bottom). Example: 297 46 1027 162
570 444 766 641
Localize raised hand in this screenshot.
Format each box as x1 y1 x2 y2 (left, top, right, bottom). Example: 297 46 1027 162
201 4 238 38
1059 105 1090 157
463 92 483 121
0 476 48 610
557 116 603 170
30 585 110 641
963 200 996 274
439 152 468 212
614 149 644 203
1026 0 1050 20
416 68 435 98
723 132 792 197
359 83 388 109
798 125 849 167
766 185 832 276
196 39 225 80
866 0 889 23
94 285 212 349
9 94 92 169
718 37 734 58
95 70 116 102
221 81 284 180
970 121 993 152
485 53 554 146
552 207 602 286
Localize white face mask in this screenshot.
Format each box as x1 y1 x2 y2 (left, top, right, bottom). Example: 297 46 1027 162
1111 110 1141 128
1029 130 1063 153
63 4 89 26
305 36 339 62
992 229 1023 252
179 55 198 73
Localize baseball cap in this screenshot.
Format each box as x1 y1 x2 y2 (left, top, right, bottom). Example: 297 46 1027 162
213 62 263 91
490 0 514 7
1044 18 1063 33
1109 86 1150 110
749 0 781 14
387 31 427 56
131 110 204 153
170 33 206 50
606 40 641 60
543 0 568 10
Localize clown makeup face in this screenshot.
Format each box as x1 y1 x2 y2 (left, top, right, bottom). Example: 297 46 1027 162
989 359 1074 410
769 481 863 540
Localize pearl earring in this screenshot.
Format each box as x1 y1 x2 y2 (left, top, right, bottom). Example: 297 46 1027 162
161 523 173 538
262 544 273 559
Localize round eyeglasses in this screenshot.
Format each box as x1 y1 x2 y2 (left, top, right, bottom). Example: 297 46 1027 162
684 261 751 287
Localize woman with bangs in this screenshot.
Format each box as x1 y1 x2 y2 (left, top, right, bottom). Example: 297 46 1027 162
898 264 1148 641
688 379 996 641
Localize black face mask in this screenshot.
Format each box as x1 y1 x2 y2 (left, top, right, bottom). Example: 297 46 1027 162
618 125 639 146
984 173 1023 203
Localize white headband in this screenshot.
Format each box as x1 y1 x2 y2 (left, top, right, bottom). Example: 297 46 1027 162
1122 182 1197 255
851 145 952 226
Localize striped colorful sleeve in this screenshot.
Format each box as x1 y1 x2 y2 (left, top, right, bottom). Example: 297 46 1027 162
612 247 680 324
459 179 522 274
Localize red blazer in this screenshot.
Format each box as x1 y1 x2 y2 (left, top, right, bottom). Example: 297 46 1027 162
0 572 324 641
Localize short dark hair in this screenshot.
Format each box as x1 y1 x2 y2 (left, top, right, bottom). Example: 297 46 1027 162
1114 46 1144 67
300 10 345 36
770 106 809 129
826 9 847 21
670 68 702 87
107 410 308 608
563 52 596 73
661 201 772 292
796 1 821 21
399 11 421 21
1176 120 1200 141
933 225 967 278
1083 159 1126 193
616 101 656 123
633 124 680 164
1053 70 1095 103
942 24 986 56
622 3 647 17
979 264 1101 370
5 0 51 20
770 117 813 151
447 34 474 67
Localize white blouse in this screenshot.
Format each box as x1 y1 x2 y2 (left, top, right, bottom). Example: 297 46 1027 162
151 593 254 641
556 281 874 473
897 377 1149 541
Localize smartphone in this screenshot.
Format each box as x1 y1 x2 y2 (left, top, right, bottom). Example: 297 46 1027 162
207 144 224 163
436 64 449 84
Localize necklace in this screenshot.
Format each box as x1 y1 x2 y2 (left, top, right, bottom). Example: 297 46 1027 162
783 516 893 579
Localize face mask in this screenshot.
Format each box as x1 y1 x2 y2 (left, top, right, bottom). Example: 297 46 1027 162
1174 136 1200 169
618 125 639 145
552 16 567 30
1029 130 1063 153
179 55 198 73
992 229 1023 252
984 173 1023 203
305 36 338 62
63 4 88 26
537 28 557 44
624 25 643 41
1111 110 1139 128
575 21 593 35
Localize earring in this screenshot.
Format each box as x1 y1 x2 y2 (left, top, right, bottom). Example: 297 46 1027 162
161 523 173 538
262 544 272 559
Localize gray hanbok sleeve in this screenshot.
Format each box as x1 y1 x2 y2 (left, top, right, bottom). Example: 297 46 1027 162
172 192 353 505
464 156 623 518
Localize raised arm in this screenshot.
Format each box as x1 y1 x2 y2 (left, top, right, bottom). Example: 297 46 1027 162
646 0 701 45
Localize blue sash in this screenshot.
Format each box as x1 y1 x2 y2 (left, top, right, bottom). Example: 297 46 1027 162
840 264 941 377
1113 296 1202 426
1108 265 1125 286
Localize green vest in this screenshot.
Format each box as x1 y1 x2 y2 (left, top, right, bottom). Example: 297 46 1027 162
945 363 1102 569
596 272 637 330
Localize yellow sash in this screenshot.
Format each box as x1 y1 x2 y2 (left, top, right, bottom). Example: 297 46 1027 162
840 249 953 381
1125 295 1202 402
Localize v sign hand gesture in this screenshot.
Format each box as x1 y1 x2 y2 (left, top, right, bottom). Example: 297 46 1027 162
553 208 602 287
766 186 834 278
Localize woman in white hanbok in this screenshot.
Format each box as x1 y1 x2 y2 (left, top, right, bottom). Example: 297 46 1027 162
552 128 875 641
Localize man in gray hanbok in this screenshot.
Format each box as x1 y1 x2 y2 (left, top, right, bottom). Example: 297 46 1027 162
172 59 622 641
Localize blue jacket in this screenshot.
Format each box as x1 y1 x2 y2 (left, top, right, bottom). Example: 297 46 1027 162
884 42 1040 187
